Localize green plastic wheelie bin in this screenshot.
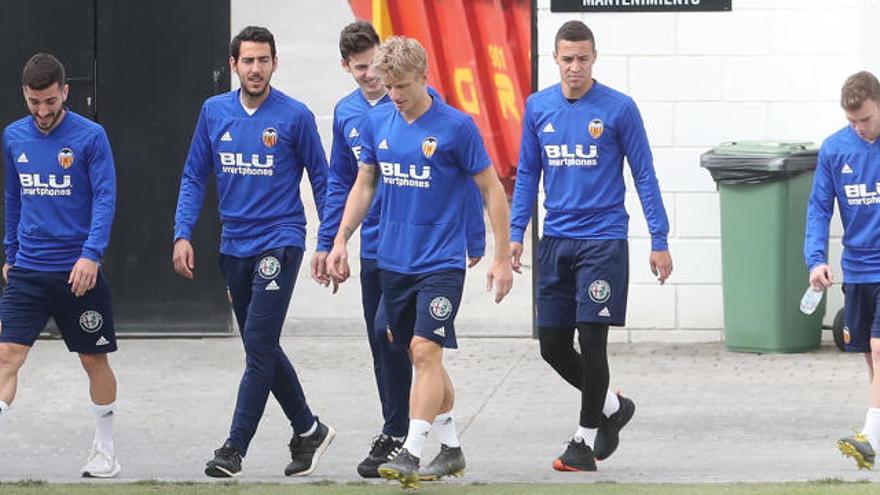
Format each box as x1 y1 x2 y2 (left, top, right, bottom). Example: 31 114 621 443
701 141 824 353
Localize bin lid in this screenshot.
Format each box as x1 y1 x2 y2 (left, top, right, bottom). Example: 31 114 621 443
700 140 819 184
711 140 817 157
701 140 818 173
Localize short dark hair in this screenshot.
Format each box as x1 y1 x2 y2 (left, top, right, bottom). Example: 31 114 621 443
230 26 276 62
339 21 380 61
21 53 66 90
554 20 595 52
841 71 880 111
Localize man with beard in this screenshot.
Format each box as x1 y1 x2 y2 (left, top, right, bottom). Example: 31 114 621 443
173 26 332 478
0 53 120 477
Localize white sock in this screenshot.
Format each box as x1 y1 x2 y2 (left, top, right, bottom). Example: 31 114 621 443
91 402 115 456
862 407 880 451
299 420 318 437
574 426 598 448
602 391 620 417
401 419 432 458
433 412 460 448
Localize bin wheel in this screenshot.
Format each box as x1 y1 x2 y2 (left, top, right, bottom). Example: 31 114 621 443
832 308 846 352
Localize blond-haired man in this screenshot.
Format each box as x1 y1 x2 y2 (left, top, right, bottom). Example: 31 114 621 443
327 36 513 488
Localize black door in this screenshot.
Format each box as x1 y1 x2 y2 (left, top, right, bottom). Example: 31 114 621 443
0 0 95 120
0 0 232 333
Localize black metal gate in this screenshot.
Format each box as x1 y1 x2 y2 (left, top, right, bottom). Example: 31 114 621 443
0 0 232 333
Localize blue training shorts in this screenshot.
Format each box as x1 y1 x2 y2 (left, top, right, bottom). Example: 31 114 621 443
379 269 465 349
0 267 116 354
842 282 880 352
537 237 629 328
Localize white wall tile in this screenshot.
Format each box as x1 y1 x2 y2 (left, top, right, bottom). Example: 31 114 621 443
595 56 630 94
640 103 675 147
537 54 558 90
722 57 816 102
734 0 860 8
677 11 771 56
675 102 768 147
628 238 720 285
770 9 861 56
863 0 880 76
585 15 677 56
537 12 570 57
630 57 723 102
628 239 656 284
767 102 846 144
652 148 718 193
667 239 722 284
625 284 676 329
678 284 724 328
813 55 862 104
675 193 720 238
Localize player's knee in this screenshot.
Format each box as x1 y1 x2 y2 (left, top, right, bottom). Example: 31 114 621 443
538 326 576 365
0 343 28 372
577 323 609 350
870 346 880 366
78 353 109 376
410 339 440 369
539 340 562 365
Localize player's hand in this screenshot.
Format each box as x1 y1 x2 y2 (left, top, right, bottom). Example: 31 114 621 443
2 263 10 284
173 239 195 279
327 243 351 284
809 264 834 289
310 251 339 294
650 250 673 285
467 256 482 268
486 257 513 303
510 242 524 274
69 258 98 297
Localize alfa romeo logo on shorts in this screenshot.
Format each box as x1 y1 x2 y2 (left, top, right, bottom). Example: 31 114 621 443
588 280 611 303
429 296 452 321
79 310 103 334
258 256 281 279
843 326 851 344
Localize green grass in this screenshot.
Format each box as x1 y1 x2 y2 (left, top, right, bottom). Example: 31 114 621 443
0 480 876 495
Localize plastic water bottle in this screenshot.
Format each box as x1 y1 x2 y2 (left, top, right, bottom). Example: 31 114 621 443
799 287 824 315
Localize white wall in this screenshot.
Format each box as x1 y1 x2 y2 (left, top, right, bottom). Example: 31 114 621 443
538 0 875 341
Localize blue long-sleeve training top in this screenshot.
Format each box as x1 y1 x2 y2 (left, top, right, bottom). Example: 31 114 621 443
317 88 485 258
3 110 116 271
359 96 491 274
174 88 328 257
509 82 669 251
805 125 880 283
